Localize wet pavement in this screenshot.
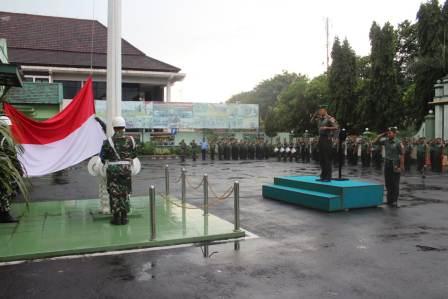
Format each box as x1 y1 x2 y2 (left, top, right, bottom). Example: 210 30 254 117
1 158 448 298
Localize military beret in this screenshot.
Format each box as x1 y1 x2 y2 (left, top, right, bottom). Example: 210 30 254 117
387 126 398 133
318 104 328 109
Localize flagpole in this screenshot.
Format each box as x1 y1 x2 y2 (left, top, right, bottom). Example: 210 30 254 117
106 0 122 136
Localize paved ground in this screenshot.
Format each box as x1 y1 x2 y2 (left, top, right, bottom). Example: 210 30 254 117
1 158 448 299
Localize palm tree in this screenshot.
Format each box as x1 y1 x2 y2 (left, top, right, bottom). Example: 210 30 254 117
0 123 29 211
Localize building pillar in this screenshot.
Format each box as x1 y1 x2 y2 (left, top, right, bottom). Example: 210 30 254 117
443 104 448 140
435 105 443 139
106 0 122 136
165 82 172 102
425 112 435 140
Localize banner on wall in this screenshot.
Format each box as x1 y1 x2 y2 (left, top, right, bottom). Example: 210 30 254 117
93 101 259 129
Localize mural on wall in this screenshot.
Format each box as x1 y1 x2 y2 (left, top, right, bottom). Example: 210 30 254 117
94 101 259 129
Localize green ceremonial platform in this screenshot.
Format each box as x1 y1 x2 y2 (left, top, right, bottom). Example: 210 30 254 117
0 196 244 262
262 176 384 212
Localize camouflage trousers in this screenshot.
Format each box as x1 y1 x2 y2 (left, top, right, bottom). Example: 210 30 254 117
106 164 132 215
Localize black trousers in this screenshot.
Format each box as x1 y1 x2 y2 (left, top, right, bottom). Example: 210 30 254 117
417 153 425 172
201 150 206 160
318 137 332 180
384 160 400 204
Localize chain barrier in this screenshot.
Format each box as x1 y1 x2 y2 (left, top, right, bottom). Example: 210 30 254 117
208 183 235 201
157 183 234 210
173 174 182 183
157 192 203 210
157 168 237 209
186 176 205 190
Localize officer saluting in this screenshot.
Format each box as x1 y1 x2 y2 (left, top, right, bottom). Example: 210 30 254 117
312 105 338 181
373 127 404 207
100 117 137 225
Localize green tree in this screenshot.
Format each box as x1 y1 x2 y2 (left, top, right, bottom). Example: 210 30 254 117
367 22 401 131
328 37 358 127
396 20 418 87
0 124 29 204
414 0 446 124
227 71 300 121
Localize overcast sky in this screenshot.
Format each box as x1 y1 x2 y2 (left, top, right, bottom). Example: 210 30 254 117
2 0 424 102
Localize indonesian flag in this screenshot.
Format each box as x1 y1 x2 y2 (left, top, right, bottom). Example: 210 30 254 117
4 77 106 177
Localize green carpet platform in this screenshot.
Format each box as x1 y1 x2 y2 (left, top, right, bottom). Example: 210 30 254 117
262 176 384 212
0 196 244 262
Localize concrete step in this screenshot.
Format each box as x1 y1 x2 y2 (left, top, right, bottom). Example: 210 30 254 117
262 184 343 211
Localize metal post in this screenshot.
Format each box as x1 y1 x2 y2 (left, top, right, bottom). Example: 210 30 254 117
203 243 209 258
181 168 186 205
165 164 169 197
203 174 208 215
234 181 240 232
149 185 156 240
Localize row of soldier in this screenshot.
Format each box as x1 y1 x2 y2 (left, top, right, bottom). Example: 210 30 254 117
176 134 446 173
275 134 446 173
178 139 271 161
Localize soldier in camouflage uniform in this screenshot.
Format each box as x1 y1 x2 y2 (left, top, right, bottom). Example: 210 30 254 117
100 117 137 225
416 138 427 173
0 116 21 223
217 141 223 160
361 129 372 167
210 141 216 161
313 105 339 181
179 139 187 162
190 140 198 161
373 127 404 207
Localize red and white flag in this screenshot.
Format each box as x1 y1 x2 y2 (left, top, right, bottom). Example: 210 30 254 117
4 77 106 177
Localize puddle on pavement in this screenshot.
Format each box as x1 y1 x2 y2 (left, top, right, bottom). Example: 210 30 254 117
416 245 447 252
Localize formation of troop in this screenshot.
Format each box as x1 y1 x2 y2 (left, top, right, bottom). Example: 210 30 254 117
175 133 447 175
178 138 272 162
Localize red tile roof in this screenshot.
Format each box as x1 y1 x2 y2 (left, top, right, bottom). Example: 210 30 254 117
0 11 180 72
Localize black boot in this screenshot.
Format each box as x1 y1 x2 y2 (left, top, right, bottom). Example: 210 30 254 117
121 211 129 225
110 212 121 225
0 211 19 223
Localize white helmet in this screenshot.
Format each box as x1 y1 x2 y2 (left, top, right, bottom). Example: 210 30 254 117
0 115 12 126
112 116 126 128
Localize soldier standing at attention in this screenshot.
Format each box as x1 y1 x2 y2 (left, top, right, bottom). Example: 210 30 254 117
224 140 231 160
217 141 223 160
190 139 198 161
100 117 137 225
312 105 339 181
179 139 187 162
240 141 248 160
361 129 372 167
373 127 404 207
372 140 383 169
231 140 238 160
255 141 262 160
403 138 413 172
432 138 444 173
416 137 427 173
263 141 270 160
210 141 216 161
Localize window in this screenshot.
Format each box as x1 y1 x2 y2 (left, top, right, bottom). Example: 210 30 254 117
54 80 82 99
93 81 106 100
24 75 50 83
122 83 140 101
